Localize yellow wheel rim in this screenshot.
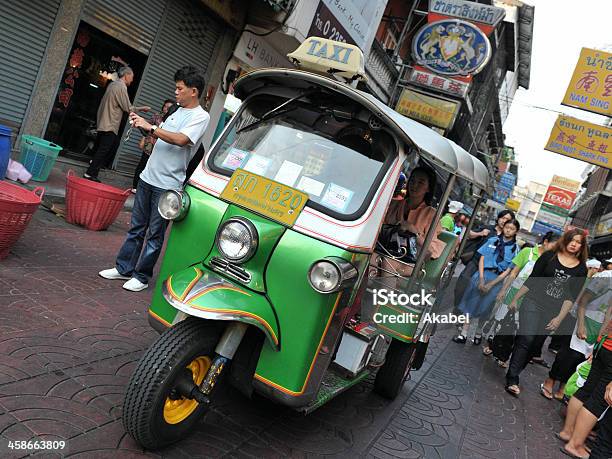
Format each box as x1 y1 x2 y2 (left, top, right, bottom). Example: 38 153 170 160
163 356 211 424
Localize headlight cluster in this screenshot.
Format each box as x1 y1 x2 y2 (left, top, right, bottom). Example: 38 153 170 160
158 190 190 221
308 257 358 294
216 218 258 263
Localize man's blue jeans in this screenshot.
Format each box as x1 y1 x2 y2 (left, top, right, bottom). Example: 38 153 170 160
116 179 168 284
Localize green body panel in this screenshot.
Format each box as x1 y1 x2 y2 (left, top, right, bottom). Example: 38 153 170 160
204 205 285 292
255 230 359 395
149 185 229 325
165 266 280 346
374 303 420 342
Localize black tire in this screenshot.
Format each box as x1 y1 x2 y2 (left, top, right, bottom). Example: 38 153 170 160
411 340 429 370
374 338 415 399
122 318 220 449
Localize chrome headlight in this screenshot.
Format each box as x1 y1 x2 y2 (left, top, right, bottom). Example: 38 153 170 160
158 190 190 221
308 257 358 294
216 218 258 263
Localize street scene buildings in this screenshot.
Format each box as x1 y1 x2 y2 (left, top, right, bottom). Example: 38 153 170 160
0 0 611 457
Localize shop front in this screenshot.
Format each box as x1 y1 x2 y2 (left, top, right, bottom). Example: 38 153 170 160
44 22 147 164
33 0 229 176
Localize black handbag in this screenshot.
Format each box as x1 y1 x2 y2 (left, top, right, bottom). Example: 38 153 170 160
376 224 418 264
491 310 517 362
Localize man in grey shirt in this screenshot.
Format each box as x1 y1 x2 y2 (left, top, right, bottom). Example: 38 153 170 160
99 65 210 292
84 66 149 182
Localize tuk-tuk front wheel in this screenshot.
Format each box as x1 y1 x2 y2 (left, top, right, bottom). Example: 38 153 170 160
122 318 220 449
374 338 415 399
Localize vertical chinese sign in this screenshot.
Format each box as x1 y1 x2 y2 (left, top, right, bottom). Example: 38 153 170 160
562 47 612 117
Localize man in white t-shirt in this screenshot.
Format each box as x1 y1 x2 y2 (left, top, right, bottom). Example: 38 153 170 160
99 65 210 291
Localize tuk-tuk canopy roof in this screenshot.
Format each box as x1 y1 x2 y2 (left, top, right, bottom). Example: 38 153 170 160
233 69 492 194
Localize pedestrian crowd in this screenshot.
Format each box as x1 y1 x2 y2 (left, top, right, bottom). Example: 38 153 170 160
452 209 612 459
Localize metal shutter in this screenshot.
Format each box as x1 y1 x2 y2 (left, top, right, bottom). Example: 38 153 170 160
0 0 60 130
113 0 223 175
82 0 166 54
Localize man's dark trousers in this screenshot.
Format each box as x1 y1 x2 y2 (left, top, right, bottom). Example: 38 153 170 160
86 131 117 178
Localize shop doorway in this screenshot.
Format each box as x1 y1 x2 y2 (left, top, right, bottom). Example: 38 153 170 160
45 22 146 164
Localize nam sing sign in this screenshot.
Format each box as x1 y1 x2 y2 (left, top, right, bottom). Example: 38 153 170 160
562 47 612 117
543 185 577 210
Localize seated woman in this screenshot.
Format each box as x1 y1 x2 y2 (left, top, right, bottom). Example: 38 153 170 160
382 166 446 263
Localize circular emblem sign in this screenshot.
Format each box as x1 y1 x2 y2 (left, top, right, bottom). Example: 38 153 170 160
412 19 492 76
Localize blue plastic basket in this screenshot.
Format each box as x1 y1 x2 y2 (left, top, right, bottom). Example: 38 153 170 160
19 135 62 182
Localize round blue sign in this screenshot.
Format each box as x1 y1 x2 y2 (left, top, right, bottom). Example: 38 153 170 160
412 19 492 76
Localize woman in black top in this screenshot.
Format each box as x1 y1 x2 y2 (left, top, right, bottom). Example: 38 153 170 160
504 228 588 397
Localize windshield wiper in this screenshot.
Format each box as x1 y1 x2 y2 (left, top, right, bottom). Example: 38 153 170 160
236 89 318 134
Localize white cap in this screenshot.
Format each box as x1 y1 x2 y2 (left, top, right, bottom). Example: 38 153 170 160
606 258 612 263
448 200 464 213
587 259 602 269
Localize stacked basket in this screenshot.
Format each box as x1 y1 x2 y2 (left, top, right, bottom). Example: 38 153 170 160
0 182 44 259
65 170 131 231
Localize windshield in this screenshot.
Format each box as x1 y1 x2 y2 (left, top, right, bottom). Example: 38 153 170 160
210 95 396 218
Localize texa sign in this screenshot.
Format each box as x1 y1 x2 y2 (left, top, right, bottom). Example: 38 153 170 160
543 185 577 210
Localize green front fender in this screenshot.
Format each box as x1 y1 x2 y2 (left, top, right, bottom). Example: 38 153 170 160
162 266 280 349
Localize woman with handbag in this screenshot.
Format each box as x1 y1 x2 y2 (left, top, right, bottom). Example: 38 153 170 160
542 268 611 402
453 219 520 344
481 231 561 361
504 228 588 398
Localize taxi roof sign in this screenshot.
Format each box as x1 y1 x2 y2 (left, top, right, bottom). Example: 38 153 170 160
287 37 367 83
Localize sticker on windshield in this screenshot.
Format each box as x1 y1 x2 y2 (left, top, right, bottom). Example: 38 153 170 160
274 161 303 187
321 183 354 212
243 154 271 176
296 176 325 197
221 148 249 170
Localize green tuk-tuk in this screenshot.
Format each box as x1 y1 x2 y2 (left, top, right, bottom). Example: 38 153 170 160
122 37 491 449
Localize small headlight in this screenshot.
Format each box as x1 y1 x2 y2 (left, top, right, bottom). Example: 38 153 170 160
308 261 341 293
308 257 358 294
217 218 258 262
158 190 190 221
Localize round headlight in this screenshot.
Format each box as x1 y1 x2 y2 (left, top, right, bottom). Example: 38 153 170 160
158 190 189 221
308 261 341 293
217 218 258 262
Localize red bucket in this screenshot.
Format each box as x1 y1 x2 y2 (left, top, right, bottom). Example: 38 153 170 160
0 181 44 259
65 170 131 231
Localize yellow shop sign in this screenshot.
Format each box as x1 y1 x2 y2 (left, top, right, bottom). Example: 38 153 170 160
505 199 520 212
545 115 612 169
562 48 612 116
395 89 460 131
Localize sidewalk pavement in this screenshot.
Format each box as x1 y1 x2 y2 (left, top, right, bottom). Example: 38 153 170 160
0 208 572 458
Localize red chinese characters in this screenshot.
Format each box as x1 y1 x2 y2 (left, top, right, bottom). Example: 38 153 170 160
576 70 599 93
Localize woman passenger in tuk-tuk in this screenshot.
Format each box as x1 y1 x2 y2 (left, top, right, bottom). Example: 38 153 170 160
384 166 446 261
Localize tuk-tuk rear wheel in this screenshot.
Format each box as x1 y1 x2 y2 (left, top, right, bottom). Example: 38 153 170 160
373 338 415 399
122 318 220 449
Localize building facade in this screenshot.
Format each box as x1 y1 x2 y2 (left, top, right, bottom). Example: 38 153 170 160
1 0 259 176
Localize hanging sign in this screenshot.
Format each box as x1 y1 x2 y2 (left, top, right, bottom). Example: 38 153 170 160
562 48 612 117
395 88 460 131
543 185 577 210
544 115 612 169
551 175 581 193
428 0 506 29
409 68 470 97
412 19 492 77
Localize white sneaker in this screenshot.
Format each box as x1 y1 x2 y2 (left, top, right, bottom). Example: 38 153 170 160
123 277 148 292
99 268 131 280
